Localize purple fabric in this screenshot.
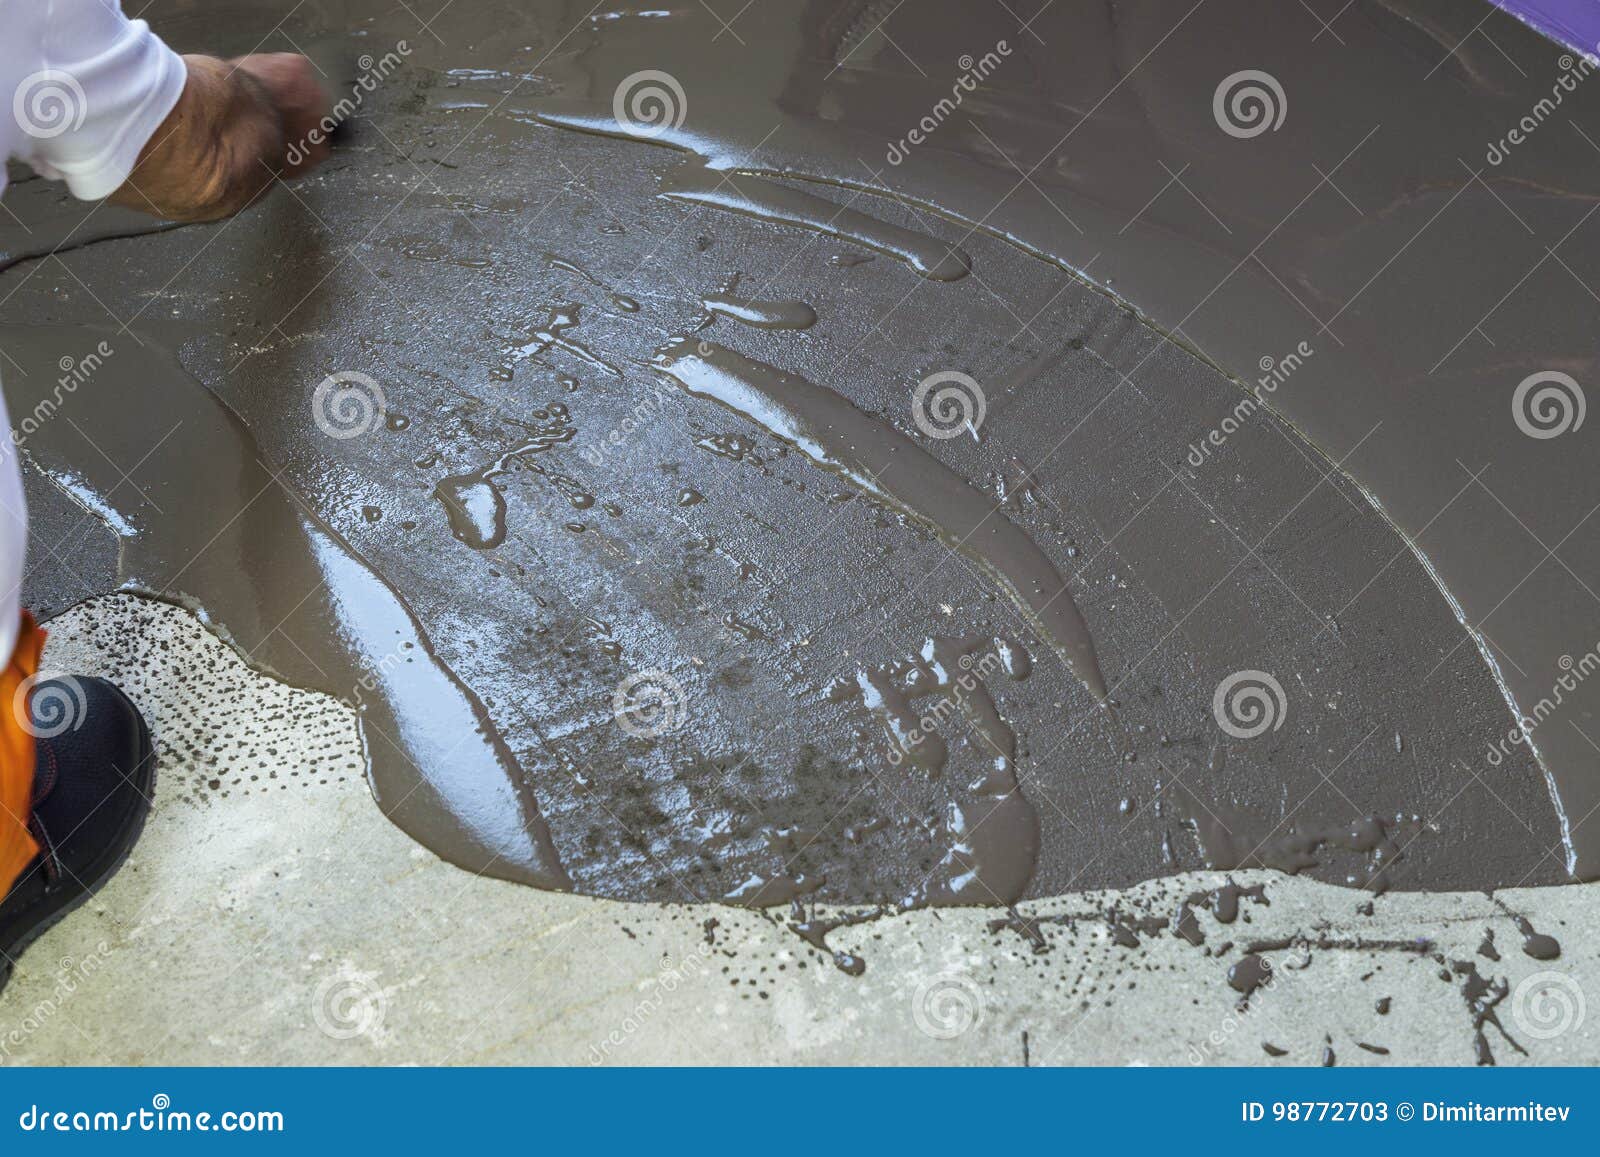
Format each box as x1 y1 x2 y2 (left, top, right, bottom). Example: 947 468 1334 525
1492 0 1600 55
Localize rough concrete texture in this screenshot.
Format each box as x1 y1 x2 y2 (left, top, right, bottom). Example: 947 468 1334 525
0 595 1590 1066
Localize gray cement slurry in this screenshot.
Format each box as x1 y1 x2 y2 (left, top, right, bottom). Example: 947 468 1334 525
6 325 567 890
1 0 1589 939
1 594 1594 1065
513 0 1600 880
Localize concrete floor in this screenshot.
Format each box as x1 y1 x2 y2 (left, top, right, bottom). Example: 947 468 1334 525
0 594 1590 1064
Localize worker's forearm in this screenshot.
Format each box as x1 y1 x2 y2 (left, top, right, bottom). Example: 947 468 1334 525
108 55 285 223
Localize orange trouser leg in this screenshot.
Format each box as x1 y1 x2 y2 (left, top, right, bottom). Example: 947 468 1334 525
0 613 45 900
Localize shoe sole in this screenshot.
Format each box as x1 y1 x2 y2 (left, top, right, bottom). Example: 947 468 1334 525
0 681 156 1000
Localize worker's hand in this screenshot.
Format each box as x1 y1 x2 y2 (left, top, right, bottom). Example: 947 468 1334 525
231 53 333 179
111 52 333 222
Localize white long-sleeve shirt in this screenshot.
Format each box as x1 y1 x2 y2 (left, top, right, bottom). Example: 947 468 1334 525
1 0 186 662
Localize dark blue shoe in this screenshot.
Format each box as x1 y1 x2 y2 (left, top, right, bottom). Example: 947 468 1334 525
0 676 154 996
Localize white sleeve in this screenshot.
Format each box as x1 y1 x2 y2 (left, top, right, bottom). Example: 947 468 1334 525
6 0 188 200
0 389 25 667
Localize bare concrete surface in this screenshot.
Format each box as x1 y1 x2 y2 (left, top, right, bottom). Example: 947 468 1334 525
0 595 1591 1066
